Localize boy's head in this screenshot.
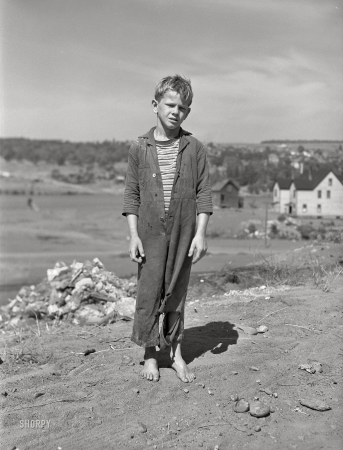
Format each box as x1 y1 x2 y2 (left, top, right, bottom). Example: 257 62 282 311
154 74 193 107
152 75 193 133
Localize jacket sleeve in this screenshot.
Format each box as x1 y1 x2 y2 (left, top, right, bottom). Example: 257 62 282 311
196 144 213 215
122 141 140 216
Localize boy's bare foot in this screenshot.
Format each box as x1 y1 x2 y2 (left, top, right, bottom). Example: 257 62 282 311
141 347 159 382
171 356 195 383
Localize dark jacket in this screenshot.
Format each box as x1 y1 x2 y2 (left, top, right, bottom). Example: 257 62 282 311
122 127 213 222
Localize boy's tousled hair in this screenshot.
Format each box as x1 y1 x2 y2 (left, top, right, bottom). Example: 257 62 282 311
154 74 193 106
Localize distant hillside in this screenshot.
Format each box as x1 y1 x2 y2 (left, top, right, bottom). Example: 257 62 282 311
0 138 132 168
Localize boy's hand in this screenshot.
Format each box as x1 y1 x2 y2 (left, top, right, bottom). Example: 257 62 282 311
129 236 145 263
188 234 208 264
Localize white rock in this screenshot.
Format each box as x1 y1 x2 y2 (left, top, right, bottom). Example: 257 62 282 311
75 278 94 289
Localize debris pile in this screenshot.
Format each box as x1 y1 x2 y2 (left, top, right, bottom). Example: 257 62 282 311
0 258 137 329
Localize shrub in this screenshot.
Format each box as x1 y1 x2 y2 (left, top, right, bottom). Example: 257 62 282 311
297 224 315 240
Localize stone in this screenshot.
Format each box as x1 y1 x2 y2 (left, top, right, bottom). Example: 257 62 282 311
249 401 270 418
299 398 331 411
234 399 250 413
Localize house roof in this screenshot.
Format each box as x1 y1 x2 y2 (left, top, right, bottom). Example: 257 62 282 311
211 178 240 192
274 178 292 189
275 168 343 191
293 169 340 190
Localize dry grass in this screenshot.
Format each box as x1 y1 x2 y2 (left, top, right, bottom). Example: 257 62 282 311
310 259 343 292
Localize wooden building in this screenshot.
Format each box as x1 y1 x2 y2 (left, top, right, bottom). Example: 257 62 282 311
212 178 241 208
273 169 343 217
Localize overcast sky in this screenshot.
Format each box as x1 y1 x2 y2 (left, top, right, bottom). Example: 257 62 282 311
1 0 342 143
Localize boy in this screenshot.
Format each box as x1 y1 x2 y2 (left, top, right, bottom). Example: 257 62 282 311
122 75 212 383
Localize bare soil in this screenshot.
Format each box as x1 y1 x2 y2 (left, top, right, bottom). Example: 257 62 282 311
1 274 342 450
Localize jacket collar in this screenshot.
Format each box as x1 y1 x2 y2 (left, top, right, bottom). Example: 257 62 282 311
138 127 192 145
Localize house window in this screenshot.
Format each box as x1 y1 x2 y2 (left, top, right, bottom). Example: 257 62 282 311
328 178 332 186
317 204 321 213
317 190 322 199
221 194 225 201
227 184 232 192
293 190 296 198
274 188 277 197
302 204 307 213
327 190 331 199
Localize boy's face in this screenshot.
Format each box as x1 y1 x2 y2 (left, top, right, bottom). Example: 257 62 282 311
152 89 190 131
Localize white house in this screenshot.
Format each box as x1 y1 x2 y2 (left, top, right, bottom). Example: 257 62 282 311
273 169 343 217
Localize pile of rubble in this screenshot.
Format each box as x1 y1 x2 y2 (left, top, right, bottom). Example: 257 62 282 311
0 258 137 329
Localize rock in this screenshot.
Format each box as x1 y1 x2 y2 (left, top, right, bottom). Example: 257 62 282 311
234 399 250 413
115 297 136 319
299 361 323 374
299 398 331 411
75 277 94 289
230 394 239 402
254 425 261 432
84 348 96 356
250 366 260 371
256 325 268 333
273 392 278 398
183 388 189 393
137 422 147 433
249 401 270 418
260 388 272 396
236 325 258 335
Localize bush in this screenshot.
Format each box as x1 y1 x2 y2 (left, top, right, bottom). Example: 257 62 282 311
297 224 315 240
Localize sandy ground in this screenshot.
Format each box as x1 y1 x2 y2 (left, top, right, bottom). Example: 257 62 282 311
1 272 342 450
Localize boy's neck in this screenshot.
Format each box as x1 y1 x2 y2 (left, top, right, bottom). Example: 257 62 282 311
154 123 180 141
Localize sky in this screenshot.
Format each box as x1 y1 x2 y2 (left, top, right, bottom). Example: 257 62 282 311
1 0 342 143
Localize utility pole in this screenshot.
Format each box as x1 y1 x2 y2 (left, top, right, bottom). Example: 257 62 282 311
264 200 268 248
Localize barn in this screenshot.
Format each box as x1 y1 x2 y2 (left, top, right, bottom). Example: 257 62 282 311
211 178 241 208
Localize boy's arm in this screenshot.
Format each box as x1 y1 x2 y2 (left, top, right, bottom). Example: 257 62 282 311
122 142 140 217
188 212 210 264
122 142 144 263
196 144 213 216
126 214 145 263
189 143 213 264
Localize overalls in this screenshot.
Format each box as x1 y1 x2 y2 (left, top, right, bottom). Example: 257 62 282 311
122 127 213 348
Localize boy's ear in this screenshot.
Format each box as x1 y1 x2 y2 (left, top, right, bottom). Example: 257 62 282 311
152 99 158 114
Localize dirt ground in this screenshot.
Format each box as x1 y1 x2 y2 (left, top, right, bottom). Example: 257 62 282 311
1 264 342 449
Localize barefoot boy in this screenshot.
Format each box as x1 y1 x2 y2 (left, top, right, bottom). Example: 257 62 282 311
122 75 212 382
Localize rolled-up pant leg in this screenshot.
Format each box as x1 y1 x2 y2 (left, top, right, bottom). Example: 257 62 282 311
131 234 168 348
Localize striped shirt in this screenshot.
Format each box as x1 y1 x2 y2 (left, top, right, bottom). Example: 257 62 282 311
155 137 180 211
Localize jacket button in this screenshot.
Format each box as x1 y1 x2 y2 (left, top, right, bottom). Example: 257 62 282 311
152 173 156 177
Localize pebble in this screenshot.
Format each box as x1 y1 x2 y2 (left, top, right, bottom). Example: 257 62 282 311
257 325 268 333
234 399 250 413
138 422 147 433
254 425 262 432
250 366 260 371
231 371 238 375
273 392 278 398
230 394 239 402
299 398 331 411
197 383 205 388
208 390 213 395
260 388 272 396
183 388 189 393
249 401 270 418
133 388 139 394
